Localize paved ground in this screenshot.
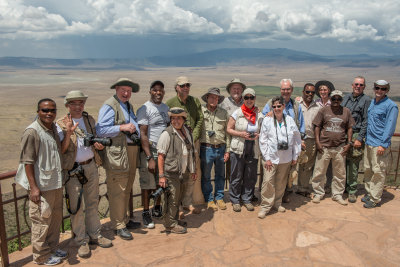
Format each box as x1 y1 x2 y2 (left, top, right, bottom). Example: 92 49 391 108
8 188 400 267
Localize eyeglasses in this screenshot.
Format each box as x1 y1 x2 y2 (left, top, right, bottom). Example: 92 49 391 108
243 95 255 100
331 97 342 102
354 83 364 87
68 102 84 107
179 83 191 88
40 108 57 113
272 105 282 109
374 86 387 91
304 90 315 95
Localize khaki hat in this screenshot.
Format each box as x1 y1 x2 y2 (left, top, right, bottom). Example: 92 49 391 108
201 87 225 104
330 90 343 98
242 88 256 97
226 78 246 93
175 76 191 86
64 90 88 106
168 107 187 119
110 78 140 92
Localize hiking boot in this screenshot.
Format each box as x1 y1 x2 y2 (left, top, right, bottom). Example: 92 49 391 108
258 209 267 219
312 195 321 204
166 224 187 234
333 197 348 206
348 194 357 203
54 249 68 259
38 255 61 266
243 202 254 211
216 199 227 210
363 200 381 209
207 201 218 211
361 195 370 203
126 220 141 230
142 210 155 229
152 205 163 218
232 203 241 212
78 242 91 258
89 235 112 248
114 228 133 240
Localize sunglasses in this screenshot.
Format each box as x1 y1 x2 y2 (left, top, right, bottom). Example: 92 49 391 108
374 86 387 91
272 105 282 109
331 97 342 102
354 83 364 87
40 108 57 113
244 95 255 100
179 83 191 88
304 90 315 95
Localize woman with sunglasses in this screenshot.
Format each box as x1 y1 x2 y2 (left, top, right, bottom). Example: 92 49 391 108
258 96 301 219
227 88 264 212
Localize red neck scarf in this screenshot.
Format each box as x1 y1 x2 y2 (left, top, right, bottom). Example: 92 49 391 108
241 104 256 124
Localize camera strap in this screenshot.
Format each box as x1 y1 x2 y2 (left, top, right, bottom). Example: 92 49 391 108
274 114 289 145
65 185 84 215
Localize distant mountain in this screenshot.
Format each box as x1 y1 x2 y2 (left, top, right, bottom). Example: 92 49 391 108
0 48 399 69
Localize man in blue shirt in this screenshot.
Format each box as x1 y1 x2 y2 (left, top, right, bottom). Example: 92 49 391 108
363 80 398 208
96 78 141 240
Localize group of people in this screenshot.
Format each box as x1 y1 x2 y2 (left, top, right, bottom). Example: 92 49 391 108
15 75 398 265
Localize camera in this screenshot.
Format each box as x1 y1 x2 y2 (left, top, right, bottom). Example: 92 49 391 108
207 130 215 137
149 186 171 200
277 141 289 151
68 164 88 185
123 131 141 146
248 132 255 138
83 133 112 147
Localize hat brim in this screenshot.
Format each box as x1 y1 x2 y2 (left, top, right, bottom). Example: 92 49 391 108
201 93 225 104
168 112 187 119
226 82 246 93
110 81 140 92
315 80 335 98
64 96 88 106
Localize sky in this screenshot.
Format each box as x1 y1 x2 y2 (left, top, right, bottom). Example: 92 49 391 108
0 0 399 59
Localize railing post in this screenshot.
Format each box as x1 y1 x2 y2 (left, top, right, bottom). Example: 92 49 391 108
0 183 10 267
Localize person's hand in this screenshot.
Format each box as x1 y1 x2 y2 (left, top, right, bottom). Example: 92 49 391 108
147 158 156 174
353 139 362 148
120 123 136 133
264 160 273 171
224 152 230 162
191 173 197 181
377 146 385 156
316 142 324 154
241 132 250 139
248 132 259 140
266 111 273 117
291 160 297 166
341 144 351 156
66 114 79 135
159 177 167 188
29 186 41 203
93 142 104 150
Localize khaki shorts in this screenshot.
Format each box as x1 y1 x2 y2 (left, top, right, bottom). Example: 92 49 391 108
139 149 159 190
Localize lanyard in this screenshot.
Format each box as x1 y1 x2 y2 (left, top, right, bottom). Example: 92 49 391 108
274 114 289 145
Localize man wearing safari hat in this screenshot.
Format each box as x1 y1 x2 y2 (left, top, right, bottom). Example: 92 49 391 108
166 76 203 214
96 78 141 240
56 90 112 257
220 78 246 116
200 88 230 211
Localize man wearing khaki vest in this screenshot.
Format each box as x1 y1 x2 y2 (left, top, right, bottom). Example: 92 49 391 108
56 91 112 258
96 78 141 240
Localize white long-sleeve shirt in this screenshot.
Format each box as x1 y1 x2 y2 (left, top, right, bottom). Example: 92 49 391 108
259 115 302 164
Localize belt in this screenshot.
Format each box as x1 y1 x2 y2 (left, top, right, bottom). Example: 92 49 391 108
77 158 93 165
201 143 224 148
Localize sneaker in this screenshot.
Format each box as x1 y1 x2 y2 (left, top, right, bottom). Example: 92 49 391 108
126 220 141 229
333 197 348 206
312 195 321 204
216 199 227 210
152 205 163 218
54 249 68 259
166 224 187 234
38 255 61 266
258 209 267 219
114 228 133 240
78 242 91 258
363 200 381 209
348 194 357 203
232 203 241 212
89 235 113 248
243 202 254 211
361 195 370 203
207 201 218 211
142 210 155 229
276 206 286 213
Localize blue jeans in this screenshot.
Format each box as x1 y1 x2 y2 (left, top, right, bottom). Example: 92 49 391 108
200 144 226 202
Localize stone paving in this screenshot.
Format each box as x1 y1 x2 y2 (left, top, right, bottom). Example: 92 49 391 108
8 188 400 267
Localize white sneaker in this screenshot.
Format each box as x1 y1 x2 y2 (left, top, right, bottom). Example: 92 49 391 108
54 249 68 259
334 197 348 206
277 206 286 213
312 195 321 203
36 255 61 266
258 210 267 219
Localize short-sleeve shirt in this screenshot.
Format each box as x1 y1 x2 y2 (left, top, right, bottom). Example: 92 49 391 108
313 106 355 147
137 101 170 144
231 109 259 132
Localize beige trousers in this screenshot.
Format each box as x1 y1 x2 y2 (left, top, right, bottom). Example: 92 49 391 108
260 161 291 213
312 146 346 199
106 145 138 230
364 145 389 203
65 160 101 245
30 188 63 264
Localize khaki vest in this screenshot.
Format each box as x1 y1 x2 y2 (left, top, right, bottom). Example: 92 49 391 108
230 109 263 158
15 120 63 191
56 113 102 170
101 95 133 171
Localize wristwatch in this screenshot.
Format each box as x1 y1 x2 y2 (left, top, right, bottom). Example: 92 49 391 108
159 173 165 178
146 155 153 161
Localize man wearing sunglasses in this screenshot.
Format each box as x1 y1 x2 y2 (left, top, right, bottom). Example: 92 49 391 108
363 80 398 208
311 90 355 206
341 76 371 203
166 76 203 214
15 99 67 265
